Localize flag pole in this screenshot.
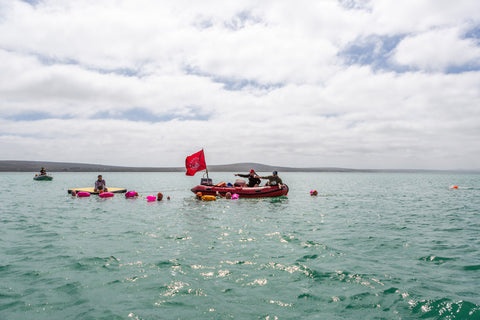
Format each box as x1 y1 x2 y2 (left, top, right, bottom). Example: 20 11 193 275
203 148 209 180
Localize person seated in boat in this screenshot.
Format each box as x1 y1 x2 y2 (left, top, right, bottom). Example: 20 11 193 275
40 167 47 176
94 175 108 193
234 169 261 187
260 171 283 188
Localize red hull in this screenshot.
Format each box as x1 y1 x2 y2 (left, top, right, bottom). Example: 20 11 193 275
191 184 289 198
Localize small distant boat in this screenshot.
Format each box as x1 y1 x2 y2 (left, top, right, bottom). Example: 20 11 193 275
34 174 53 181
191 184 289 198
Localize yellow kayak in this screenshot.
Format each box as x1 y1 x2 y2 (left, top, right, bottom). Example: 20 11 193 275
68 187 127 194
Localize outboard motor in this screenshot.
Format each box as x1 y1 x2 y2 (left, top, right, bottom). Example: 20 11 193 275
200 178 213 186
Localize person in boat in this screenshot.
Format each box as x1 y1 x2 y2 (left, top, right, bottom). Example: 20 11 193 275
260 171 283 187
40 167 47 176
94 175 108 193
234 169 261 187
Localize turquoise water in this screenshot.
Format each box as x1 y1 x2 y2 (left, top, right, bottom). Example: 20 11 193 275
1 172 479 319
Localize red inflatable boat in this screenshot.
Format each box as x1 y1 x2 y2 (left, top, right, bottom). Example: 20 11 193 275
191 184 289 198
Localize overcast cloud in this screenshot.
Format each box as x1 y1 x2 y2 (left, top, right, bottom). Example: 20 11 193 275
1 0 479 169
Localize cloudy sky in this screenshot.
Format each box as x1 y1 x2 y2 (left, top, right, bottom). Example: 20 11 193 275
1 0 479 169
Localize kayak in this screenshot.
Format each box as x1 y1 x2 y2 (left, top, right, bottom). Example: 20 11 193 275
34 175 53 181
191 184 288 198
68 187 127 194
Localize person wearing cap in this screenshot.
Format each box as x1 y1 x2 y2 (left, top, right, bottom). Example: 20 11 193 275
234 169 261 187
260 171 283 187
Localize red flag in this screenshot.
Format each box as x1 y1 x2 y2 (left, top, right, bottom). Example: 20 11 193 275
185 150 207 176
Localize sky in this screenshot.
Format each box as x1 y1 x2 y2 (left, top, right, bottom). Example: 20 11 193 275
0 0 479 170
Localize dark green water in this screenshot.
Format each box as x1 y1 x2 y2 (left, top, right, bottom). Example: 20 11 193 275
1 172 479 319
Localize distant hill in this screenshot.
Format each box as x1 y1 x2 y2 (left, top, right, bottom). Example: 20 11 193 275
0 160 182 172
0 160 362 172
0 160 477 173
206 162 362 172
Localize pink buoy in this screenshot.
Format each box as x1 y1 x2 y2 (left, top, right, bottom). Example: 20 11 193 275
77 191 91 197
99 192 114 198
146 195 156 201
231 193 239 199
125 191 137 198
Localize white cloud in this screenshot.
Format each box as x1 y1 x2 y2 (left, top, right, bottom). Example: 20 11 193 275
0 0 479 169
392 28 480 71
368 0 480 34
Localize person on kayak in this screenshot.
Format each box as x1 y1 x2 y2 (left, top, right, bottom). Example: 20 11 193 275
94 175 108 192
235 169 261 187
260 171 283 187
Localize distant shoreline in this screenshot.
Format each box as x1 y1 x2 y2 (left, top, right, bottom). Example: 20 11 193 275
1 160 478 174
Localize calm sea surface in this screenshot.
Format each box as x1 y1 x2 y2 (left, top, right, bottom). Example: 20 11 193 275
1 172 479 319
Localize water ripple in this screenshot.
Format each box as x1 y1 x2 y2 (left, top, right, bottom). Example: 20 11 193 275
410 298 480 318
70 256 119 271
419 255 457 264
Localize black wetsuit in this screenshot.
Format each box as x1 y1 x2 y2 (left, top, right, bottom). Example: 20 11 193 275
237 173 261 187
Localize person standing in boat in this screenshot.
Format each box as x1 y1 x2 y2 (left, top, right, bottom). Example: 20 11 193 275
235 169 261 187
40 167 47 176
94 175 108 193
260 171 283 188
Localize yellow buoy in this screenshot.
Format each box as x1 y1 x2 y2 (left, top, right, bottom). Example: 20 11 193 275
202 195 217 201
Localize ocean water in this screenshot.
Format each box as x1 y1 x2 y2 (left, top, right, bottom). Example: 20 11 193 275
0 172 479 319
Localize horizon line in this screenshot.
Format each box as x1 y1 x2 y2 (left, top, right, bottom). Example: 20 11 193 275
0 160 479 173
